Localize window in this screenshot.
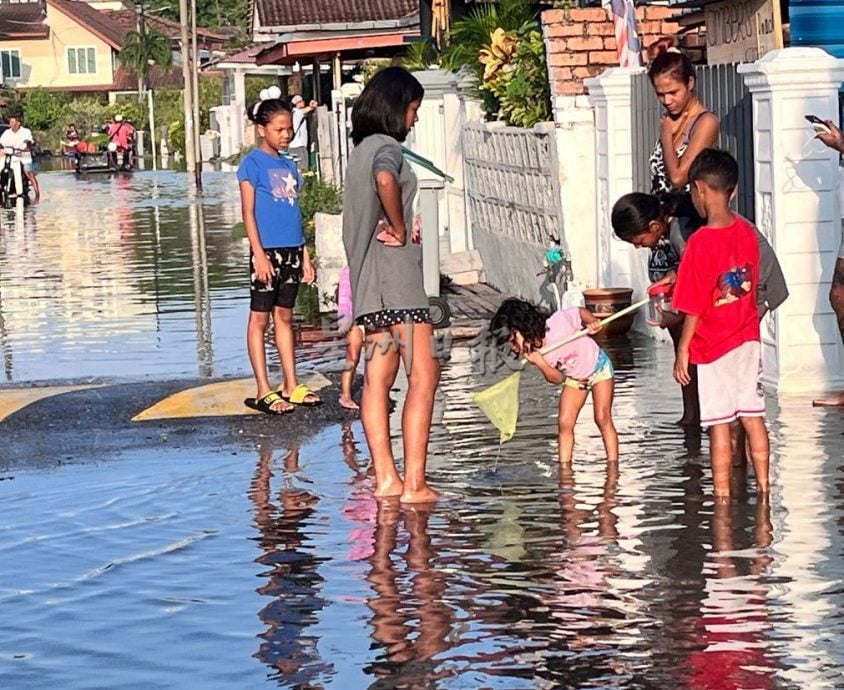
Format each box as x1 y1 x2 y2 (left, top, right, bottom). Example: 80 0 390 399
66 47 96 75
1 50 21 80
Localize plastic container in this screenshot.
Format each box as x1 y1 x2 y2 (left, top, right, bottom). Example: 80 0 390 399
647 283 674 326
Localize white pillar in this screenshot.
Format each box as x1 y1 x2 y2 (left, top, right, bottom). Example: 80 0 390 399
585 68 649 295
739 48 844 393
552 94 598 289
232 69 246 108
443 91 470 253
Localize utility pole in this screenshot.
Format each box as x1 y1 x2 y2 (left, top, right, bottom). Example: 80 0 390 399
179 0 196 176
190 0 202 190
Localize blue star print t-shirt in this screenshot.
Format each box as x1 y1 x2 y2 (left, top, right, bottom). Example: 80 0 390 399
236 148 305 248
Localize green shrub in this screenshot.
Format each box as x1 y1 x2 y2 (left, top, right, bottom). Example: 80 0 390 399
481 27 551 128
168 119 185 155
299 172 342 247
245 76 279 104
439 0 548 125
20 88 69 130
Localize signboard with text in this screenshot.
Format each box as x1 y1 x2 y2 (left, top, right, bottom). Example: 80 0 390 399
705 0 784 64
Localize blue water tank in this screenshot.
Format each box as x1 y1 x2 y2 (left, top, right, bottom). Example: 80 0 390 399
790 0 844 58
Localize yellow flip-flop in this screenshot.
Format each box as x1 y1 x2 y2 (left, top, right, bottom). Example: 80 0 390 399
245 391 295 415
281 384 322 407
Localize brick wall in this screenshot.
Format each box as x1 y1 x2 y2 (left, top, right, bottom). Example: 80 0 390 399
542 6 706 97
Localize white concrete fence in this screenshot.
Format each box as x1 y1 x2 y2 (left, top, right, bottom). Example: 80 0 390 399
316 52 844 394
574 48 844 393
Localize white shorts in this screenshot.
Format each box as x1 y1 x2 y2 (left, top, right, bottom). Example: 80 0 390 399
697 341 765 428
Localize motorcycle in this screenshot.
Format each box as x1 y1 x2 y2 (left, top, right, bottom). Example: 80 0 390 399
106 140 135 172
0 146 31 208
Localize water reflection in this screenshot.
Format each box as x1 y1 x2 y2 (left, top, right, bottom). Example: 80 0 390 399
365 501 453 687
0 171 246 382
2 337 844 686
680 498 775 690
1 167 844 686
250 444 333 686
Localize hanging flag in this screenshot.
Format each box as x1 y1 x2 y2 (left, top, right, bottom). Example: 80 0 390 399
603 0 643 68
432 0 450 50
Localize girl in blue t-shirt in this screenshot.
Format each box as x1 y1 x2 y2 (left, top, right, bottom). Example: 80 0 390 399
237 98 321 415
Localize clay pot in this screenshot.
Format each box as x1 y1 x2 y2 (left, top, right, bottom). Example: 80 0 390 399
583 287 635 337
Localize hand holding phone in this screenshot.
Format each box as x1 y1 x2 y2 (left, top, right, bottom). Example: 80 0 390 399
806 115 832 135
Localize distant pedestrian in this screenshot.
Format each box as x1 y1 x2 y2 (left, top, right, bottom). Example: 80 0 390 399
63 123 79 157
238 97 321 415
342 66 439 503
290 94 318 173
672 149 770 499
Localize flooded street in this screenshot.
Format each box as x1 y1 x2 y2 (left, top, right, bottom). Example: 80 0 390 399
0 168 245 383
1 171 844 688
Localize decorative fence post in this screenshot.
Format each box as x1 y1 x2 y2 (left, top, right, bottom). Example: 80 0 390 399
552 95 598 288
739 48 844 392
585 68 648 295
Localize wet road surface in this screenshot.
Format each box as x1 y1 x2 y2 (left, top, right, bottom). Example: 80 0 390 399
1 171 844 688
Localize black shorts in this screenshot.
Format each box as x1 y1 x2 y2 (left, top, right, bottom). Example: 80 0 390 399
250 246 302 312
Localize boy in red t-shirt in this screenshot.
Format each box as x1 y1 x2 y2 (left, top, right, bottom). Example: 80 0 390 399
672 149 770 499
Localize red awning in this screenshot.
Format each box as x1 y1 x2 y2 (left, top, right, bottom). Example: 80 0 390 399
255 29 419 65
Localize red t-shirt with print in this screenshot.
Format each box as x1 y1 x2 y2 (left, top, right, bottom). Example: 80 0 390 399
672 214 760 365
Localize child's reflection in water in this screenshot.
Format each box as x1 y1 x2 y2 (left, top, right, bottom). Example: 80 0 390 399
680 466 775 690
364 498 453 684
249 445 332 685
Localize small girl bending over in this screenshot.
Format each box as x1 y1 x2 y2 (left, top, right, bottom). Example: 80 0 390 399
490 298 619 464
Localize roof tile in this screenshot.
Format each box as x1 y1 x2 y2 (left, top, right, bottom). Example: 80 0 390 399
255 0 418 29
48 0 129 49
0 3 49 38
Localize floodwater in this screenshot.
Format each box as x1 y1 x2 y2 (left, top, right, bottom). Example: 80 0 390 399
0 166 246 383
2 171 844 688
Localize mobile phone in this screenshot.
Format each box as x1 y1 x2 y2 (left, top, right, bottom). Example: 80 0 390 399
806 114 832 134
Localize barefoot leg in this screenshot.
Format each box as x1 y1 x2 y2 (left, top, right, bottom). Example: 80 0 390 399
741 416 770 494
814 260 844 406
558 385 588 464
361 330 403 497
396 321 441 504
669 320 700 425
709 423 732 499
591 379 618 462
340 326 364 410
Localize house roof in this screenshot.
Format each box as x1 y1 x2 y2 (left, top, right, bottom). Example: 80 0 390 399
112 64 183 90
254 0 419 31
218 44 265 65
49 0 129 50
104 9 229 44
0 3 49 39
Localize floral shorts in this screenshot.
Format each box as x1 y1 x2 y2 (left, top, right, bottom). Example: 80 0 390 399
564 350 614 391
249 246 302 311
356 308 431 333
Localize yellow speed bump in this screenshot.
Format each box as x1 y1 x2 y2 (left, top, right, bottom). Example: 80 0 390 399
132 374 333 422
0 385 107 423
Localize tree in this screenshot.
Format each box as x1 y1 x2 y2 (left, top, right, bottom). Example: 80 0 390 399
152 0 249 32
119 27 173 96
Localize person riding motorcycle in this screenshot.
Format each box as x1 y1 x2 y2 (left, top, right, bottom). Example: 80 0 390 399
106 114 135 170
0 115 40 202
